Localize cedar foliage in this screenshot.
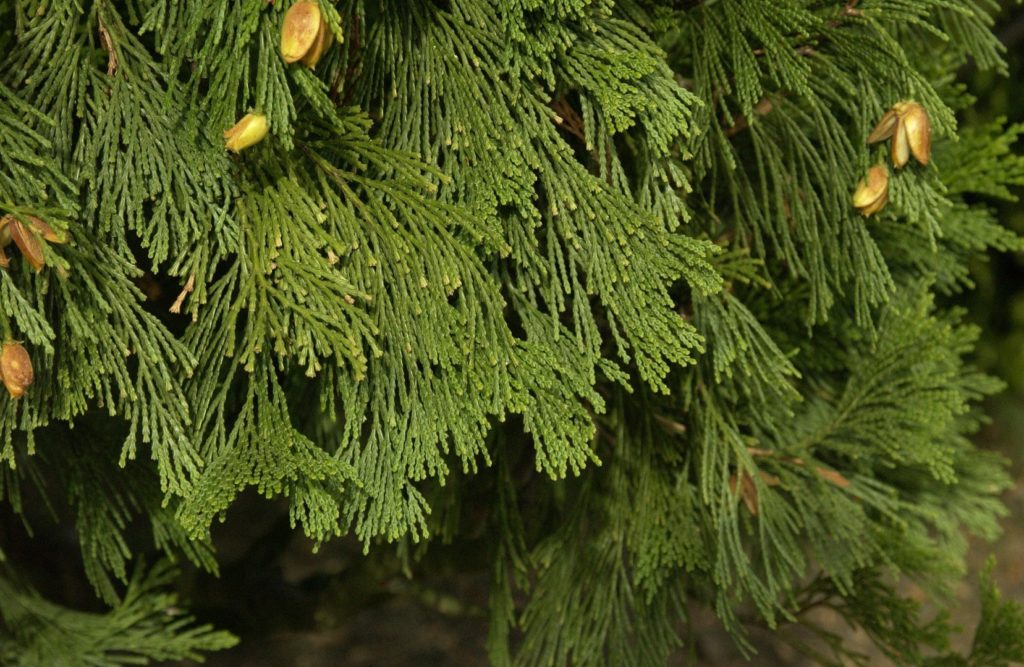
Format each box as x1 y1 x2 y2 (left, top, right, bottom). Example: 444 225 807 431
1 0 1024 664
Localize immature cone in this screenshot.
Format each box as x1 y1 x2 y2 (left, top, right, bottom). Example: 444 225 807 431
224 113 269 153
852 164 890 216
867 101 932 168
280 1 322 64
0 342 33 399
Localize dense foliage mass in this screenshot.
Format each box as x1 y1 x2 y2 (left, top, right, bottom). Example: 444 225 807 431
1 1 1024 664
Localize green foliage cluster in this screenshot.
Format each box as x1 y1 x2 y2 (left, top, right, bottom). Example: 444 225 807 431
1 0 1023 664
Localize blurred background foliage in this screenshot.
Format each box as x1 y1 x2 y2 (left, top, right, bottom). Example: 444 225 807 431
966 3 1024 522
969 4 1024 403
955 0 1024 659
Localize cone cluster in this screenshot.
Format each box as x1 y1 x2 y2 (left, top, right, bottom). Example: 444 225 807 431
867 101 932 169
0 341 33 399
0 214 65 272
852 101 933 217
223 3 338 153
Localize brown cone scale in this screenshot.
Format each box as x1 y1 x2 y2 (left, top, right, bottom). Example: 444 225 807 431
867 109 899 144
9 219 45 271
898 102 931 166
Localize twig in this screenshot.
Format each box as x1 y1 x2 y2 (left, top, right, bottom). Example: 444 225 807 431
336 14 363 107
551 96 586 144
724 97 774 138
98 19 118 76
170 274 195 314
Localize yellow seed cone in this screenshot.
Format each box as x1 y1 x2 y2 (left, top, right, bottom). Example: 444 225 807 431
281 1 321 64
224 113 269 153
859 189 888 216
853 164 889 216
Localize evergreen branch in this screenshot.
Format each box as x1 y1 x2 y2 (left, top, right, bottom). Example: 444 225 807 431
0 560 236 666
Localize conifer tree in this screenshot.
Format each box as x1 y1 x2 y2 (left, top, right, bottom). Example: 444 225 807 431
1 0 1024 664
